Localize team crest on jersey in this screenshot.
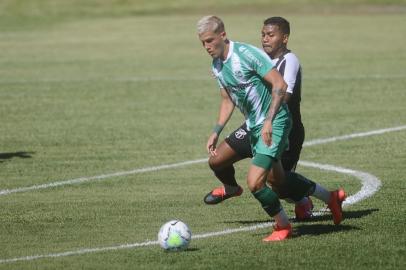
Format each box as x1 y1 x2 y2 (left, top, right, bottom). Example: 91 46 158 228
235 128 247 139
238 46 247 53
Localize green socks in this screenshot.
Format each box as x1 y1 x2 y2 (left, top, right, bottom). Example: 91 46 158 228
253 185 282 216
284 172 316 202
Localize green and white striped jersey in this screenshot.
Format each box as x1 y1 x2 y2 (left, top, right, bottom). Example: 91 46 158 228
212 41 277 131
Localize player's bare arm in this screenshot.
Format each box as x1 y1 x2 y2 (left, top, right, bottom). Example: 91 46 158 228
206 88 235 156
262 68 287 146
283 92 292 103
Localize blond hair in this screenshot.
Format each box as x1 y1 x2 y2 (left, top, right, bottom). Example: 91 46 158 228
196 15 225 34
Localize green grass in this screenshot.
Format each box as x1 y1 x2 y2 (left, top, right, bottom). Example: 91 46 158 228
2 0 405 17
0 1 406 269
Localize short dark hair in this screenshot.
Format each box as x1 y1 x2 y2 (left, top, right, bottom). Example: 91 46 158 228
263 16 290 35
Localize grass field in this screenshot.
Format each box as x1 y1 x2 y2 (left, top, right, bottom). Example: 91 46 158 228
0 1 405 269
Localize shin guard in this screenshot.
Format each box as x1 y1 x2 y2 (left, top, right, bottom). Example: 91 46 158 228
253 186 282 217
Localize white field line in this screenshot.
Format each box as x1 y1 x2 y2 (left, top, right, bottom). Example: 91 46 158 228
0 161 381 264
303 125 406 147
0 125 405 197
298 161 381 206
0 159 207 196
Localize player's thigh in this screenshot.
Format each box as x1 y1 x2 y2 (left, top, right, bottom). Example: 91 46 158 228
225 123 253 159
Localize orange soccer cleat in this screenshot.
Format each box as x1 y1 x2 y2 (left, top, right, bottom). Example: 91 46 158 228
262 223 292 242
328 188 346 225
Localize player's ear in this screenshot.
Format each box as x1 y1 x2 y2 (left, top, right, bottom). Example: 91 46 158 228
220 31 227 41
283 34 289 44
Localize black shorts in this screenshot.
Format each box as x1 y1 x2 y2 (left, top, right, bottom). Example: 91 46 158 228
225 123 252 159
225 122 305 171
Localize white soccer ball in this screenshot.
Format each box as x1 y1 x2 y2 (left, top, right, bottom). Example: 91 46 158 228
158 220 192 251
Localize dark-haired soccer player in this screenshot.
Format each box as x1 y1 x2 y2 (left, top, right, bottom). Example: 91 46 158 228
201 16 346 225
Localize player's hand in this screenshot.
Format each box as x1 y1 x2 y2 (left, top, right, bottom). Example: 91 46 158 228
262 119 273 146
206 133 219 156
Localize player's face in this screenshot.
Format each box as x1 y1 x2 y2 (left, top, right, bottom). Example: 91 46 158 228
261 24 288 58
199 31 227 59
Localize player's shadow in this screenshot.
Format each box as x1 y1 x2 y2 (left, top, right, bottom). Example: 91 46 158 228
224 208 379 225
290 223 359 237
0 151 34 163
251 223 359 239
304 208 379 223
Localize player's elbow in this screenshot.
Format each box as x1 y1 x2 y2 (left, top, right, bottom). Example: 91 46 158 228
280 82 288 99
281 81 288 93
274 80 287 99
273 77 287 95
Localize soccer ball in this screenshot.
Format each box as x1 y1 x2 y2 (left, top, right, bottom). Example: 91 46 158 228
158 220 192 251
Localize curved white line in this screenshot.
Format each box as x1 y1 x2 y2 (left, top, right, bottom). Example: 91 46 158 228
298 161 382 206
0 161 381 264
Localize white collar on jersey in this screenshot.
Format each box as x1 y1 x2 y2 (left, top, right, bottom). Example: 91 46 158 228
223 40 234 63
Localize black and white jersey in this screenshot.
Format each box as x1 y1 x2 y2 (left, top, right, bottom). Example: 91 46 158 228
272 50 305 170
272 51 303 129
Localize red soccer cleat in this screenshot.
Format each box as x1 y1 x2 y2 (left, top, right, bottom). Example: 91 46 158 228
262 223 292 242
295 197 314 221
328 188 346 225
203 186 243 205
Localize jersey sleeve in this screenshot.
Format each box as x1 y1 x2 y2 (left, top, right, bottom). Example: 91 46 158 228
240 44 274 78
283 53 300 94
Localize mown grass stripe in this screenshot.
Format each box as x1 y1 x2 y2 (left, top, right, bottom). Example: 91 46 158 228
0 160 381 264
0 125 403 196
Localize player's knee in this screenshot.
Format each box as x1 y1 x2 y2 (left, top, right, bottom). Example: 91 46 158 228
208 155 223 171
246 176 264 192
267 173 277 185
